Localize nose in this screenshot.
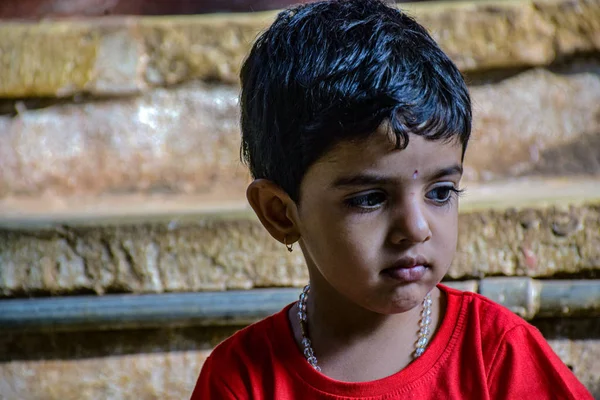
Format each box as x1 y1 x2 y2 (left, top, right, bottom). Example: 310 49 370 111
388 197 432 245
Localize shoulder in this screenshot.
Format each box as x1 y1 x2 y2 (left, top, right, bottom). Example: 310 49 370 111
191 304 294 399
485 322 593 398
439 285 592 399
442 284 547 363
441 283 528 334
441 283 533 331
208 304 290 367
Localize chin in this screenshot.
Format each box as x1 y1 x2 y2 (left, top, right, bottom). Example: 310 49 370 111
370 301 421 315
366 287 428 315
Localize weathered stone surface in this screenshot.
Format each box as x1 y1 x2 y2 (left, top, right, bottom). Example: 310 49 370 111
0 216 310 295
0 82 249 198
534 317 600 397
416 0 600 72
1 203 598 296
0 325 239 400
0 318 597 399
0 0 598 97
0 352 206 399
465 64 600 181
0 12 264 97
1 65 599 198
453 203 600 279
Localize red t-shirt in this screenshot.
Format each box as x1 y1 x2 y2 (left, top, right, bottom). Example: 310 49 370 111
192 284 592 399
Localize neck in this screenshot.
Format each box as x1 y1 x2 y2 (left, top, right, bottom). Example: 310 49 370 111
289 271 445 381
306 273 427 345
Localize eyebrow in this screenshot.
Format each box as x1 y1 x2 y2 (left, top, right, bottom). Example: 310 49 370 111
428 164 463 181
332 174 395 188
331 164 463 188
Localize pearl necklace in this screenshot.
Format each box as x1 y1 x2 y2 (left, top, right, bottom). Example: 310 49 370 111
297 284 433 372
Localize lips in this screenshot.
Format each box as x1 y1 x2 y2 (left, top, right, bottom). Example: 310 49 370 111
381 255 429 282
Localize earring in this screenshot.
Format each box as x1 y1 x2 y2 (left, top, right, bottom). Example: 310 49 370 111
283 236 294 252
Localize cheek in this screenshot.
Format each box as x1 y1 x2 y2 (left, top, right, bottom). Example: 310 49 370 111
432 209 459 252
300 210 382 268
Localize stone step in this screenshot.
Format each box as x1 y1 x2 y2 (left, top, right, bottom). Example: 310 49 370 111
1 0 599 199
1 2 599 399
1 178 598 296
1 63 599 198
1 177 599 224
0 0 598 97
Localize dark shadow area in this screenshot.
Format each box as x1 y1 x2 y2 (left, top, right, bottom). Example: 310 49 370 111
1 317 598 363
520 130 600 178
465 54 600 86
0 94 140 117
0 81 234 117
463 66 531 86
532 317 600 340
540 269 600 280
0 325 242 362
547 54 600 76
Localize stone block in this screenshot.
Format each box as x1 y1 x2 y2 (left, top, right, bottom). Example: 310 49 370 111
1 64 599 199
466 65 600 181
416 0 600 72
452 203 600 279
0 0 598 97
1 203 598 296
0 325 238 400
0 352 206 400
0 82 248 198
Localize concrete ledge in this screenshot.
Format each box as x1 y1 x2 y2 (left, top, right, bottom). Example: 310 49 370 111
1 201 598 296
0 0 598 97
1 279 597 334
0 282 472 332
2 178 599 226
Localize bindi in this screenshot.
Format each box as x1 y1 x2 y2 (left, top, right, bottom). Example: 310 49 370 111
413 170 419 180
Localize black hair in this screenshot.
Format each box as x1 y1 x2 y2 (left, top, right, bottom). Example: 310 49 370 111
240 0 472 202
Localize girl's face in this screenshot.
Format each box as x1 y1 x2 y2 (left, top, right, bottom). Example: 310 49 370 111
296 130 463 314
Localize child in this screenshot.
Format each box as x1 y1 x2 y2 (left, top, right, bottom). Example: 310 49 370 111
192 0 593 398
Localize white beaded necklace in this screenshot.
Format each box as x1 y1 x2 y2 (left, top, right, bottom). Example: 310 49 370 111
297 284 433 372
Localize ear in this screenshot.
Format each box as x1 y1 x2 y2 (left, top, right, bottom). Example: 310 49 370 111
246 179 301 245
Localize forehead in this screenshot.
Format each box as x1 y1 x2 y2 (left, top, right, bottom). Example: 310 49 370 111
307 129 463 181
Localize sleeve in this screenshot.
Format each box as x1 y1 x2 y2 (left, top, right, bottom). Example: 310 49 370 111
190 354 240 400
487 324 593 400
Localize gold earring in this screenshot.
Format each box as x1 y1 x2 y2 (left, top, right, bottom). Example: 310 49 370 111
284 236 294 252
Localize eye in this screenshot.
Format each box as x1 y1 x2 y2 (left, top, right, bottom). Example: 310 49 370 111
344 191 387 210
426 184 461 204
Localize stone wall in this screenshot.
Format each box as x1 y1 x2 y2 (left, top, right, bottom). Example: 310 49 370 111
1 0 599 398
1 0 599 97
1 203 599 296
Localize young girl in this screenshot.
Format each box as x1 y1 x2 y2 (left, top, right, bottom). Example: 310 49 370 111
192 0 592 398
